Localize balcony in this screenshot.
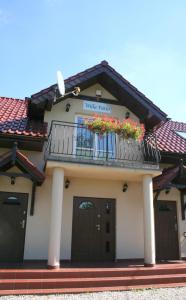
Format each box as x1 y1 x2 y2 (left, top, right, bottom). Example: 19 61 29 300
45 121 160 170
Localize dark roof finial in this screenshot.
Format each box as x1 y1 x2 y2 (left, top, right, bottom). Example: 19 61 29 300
101 60 109 66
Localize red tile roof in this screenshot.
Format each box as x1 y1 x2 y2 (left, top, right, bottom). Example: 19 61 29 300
155 120 186 154
0 97 47 138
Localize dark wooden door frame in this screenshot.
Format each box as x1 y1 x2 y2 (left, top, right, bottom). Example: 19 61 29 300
155 200 180 261
20 193 29 262
0 191 29 263
71 196 116 262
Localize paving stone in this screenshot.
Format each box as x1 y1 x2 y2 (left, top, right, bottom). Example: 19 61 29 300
1 287 186 300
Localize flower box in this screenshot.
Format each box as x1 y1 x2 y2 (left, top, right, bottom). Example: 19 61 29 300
84 115 145 141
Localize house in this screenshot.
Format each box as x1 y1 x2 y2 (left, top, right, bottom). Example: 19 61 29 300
0 60 186 270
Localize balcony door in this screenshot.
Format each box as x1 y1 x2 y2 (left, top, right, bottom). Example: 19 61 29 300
75 115 115 160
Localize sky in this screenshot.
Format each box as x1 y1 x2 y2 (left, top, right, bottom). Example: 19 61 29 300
0 0 186 122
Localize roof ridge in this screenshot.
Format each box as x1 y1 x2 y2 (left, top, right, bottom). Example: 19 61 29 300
64 61 103 83
169 120 186 126
0 96 24 101
31 84 57 98
31 61 105 98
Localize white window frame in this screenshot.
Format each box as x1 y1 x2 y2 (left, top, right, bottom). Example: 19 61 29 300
74 115 116 159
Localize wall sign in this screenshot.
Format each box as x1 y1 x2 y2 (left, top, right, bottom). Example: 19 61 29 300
83 101 112 114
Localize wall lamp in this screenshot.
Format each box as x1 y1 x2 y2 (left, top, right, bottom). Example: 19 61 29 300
11 176 16 185
123 183 128 192
125 111 130 119
165 187 171 194
95 89 102 99
66 103 71 112
65 179 70 189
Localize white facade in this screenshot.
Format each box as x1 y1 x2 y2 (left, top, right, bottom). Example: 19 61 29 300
0 83 185 266
1 172 185 261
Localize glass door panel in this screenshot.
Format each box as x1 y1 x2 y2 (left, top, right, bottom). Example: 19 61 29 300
75 116 116 160
76 116 94 157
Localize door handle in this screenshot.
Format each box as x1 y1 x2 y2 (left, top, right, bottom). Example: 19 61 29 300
175 223 178 231
20 220 26 229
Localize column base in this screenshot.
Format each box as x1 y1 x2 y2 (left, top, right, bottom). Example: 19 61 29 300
144 263 156 267
47 264 60 269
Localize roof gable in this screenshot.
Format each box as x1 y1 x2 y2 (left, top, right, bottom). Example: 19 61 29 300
153 162 186 191
0 145 45 185
82 83 117 101
31 61 167 129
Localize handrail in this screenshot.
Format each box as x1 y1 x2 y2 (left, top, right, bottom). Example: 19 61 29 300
45 121 160 166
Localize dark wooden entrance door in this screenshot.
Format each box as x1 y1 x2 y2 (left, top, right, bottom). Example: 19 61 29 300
72 197 115 262
0 192 28 263
155 200 179 260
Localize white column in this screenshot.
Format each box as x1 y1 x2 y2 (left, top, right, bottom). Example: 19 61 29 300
142 174 156 266
48 167 64 268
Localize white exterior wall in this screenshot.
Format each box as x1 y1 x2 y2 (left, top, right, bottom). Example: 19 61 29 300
1 172 186 260
24 177 51 259
0 172 51 259
81 83 117 100
60 178 144 260
0 172 144 260
44 84 139 129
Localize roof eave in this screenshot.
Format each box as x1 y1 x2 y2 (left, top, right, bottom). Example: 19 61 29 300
30 62 167 127
0 134 47 152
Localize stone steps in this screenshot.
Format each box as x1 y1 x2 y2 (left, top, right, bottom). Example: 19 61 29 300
0 264 186 295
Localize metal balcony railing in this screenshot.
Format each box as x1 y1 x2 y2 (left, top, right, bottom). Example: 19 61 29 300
45 121 160 167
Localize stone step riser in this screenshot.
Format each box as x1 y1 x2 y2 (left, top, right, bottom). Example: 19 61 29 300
1 275 186 290
1 282 186 296
1 267 186 279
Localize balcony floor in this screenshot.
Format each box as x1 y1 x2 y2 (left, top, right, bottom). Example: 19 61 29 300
47 153 160 169
46 156 161 180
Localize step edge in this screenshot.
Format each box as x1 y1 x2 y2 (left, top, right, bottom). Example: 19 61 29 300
1 273 186 283
1 282 186 295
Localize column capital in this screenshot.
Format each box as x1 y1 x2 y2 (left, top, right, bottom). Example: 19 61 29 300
52 166 65 173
